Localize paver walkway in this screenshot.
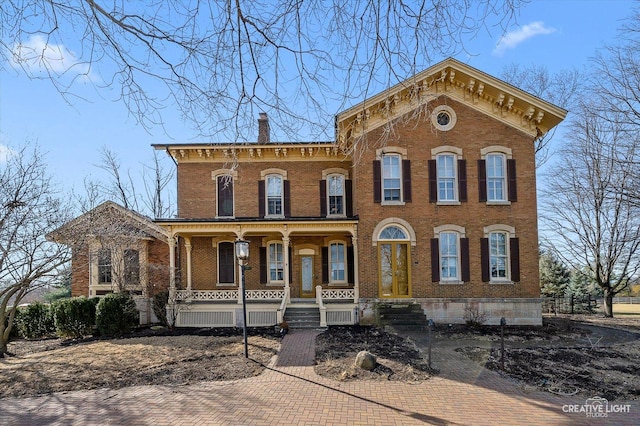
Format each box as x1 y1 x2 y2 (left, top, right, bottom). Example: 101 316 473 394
1 329 638 425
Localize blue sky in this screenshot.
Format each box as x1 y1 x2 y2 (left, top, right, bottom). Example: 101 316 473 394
0 0 636 203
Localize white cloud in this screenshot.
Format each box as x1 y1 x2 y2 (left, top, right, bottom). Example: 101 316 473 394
9 34 91 78
493 21 556 56
0 145 16 163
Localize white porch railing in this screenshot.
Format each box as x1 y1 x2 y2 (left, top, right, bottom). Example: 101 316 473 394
176 289 285 302
277 287 290 324
176 290 238 301
321 288 356 300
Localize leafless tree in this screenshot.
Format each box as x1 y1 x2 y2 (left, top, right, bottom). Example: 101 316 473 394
81 147 174 218
541 103 640 317
0 145 71 355
500 63 581 167
1 1 524 142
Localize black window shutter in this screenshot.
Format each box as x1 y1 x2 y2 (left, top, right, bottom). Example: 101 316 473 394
478 160 487 202
321 246 329 284
480 238 490 282
284 180 291 217
345 180 353 217
428 159 437 203
319 180 327 217
458 159 467 202
510 238 520 282
402 159 412 202
507 159 517 202
347 245 354 284
373 160 381 203
461 237 470 282
258 180 265 218
430 238 440 282
288 246 293 283
259 247 267 284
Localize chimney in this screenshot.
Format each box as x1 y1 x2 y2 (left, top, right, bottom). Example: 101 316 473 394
258 113 270 144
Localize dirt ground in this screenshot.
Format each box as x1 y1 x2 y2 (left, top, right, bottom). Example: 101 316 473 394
2 315 639 401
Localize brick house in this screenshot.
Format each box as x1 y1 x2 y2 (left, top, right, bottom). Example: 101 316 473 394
153 58 566 327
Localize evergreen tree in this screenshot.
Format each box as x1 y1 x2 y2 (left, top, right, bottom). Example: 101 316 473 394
539 252 571 297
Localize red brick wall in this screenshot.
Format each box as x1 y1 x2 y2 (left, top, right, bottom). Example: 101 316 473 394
353 97 540 300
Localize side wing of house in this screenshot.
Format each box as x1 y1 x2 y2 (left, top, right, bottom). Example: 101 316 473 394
337 58 567 325
48 201 170 298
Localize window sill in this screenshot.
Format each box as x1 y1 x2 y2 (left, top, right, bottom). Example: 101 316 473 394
327 214 347 219
489 280 514 284
265 215 285 219
329 282 348 286
266 282 285 287
439 280 464 285
486 201 511 206
216 283 236 287
436 201 461 206
215 216 235 219
381 201 405 206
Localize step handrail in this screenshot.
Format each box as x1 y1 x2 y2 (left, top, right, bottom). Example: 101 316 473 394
316 285 327 327
277 287 290 324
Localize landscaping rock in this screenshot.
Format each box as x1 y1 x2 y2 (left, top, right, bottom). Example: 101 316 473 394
355 350 377 370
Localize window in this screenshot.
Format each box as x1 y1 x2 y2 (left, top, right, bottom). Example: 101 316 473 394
437 154 456 201
97 249 112 284
486 154 505 202
478 147 517 203
217 175 234 217
480 225 520 283
329 242 346 283
259 169 289 218
218 242 235 285
328 175 345 215
431 105 457 131
489 232 508 279
377 225 411 297
439 233 458 280
269 242 284 282
266 175 283 216
431 225 469 283
382 155 401 201
373 149 411 204
123 249 140 287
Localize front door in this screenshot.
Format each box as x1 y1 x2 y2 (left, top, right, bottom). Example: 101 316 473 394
301 255 315 298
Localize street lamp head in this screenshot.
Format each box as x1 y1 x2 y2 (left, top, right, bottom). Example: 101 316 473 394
235 239 250 261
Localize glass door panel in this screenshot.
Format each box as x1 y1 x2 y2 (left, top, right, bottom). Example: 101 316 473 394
301 256 314 297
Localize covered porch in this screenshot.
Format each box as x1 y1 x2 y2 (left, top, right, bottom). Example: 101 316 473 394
157 219 360 327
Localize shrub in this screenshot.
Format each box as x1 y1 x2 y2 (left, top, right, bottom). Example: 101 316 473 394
152 290 169 326
15 302 55 339
96 293 139 337
52 297 96 338
463 306 488 328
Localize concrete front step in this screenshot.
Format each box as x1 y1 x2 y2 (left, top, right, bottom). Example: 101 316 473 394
284 307 321 329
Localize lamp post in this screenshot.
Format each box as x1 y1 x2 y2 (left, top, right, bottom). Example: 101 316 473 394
235 239 250 358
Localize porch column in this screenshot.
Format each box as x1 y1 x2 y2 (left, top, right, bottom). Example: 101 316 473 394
184 237 193 291
352 235 359 303
282 235 290 290
168 235 177 300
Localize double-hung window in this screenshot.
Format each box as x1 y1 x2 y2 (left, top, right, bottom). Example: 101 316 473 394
373 148 411 204
429 147 466 204
212 169 236 217
218 241 235 285
431 225 469 283
489 231 508 279
329 242 346 283
123 249 140 286
269 242 284 283
480 225 520 283
382 155 401 201
479 147 516 203
486 154 506 202
266 175 283 216
437 154 456 202
439 232 459 281
328 175 345 216
98 249 112 284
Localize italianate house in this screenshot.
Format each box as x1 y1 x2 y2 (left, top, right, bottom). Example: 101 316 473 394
57 58 566 328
